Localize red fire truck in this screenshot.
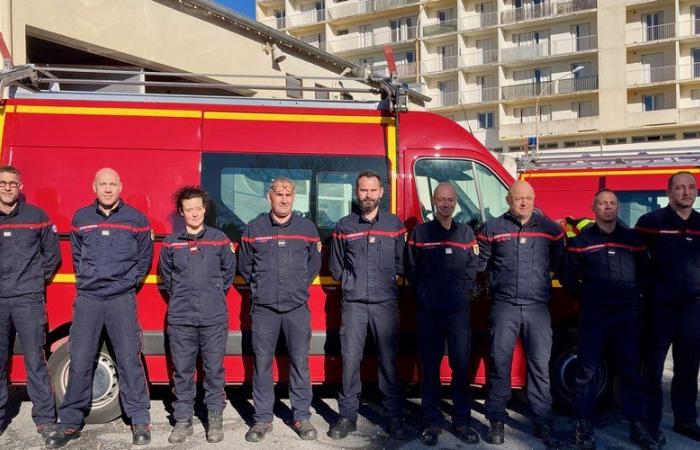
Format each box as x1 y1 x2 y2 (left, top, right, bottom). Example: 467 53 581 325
0 65 581 423
519 151 700 408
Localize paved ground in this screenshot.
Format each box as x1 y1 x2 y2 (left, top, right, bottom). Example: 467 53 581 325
0 355 697 450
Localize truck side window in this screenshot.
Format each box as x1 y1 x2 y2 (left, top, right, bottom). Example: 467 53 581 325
474 162 509 222
201 153 388 241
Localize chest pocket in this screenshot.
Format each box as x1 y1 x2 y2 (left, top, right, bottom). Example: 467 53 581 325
528 237 549 272
378 236 397 272
345 236 366 270
284 239 309 272
111 229 138 262
252 240 275 271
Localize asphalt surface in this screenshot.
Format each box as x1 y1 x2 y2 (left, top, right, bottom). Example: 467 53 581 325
0 354 697 450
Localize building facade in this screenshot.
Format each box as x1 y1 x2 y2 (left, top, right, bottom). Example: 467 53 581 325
256 0 700 157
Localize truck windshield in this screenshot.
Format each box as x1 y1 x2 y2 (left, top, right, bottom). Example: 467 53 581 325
414 158 509 229
617 190 700 226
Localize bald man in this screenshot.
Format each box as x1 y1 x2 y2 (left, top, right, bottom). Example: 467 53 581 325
47 168 153 449
478 181 564 448
406 182 480 446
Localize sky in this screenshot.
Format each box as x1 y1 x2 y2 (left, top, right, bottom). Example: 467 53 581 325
215 0 255 18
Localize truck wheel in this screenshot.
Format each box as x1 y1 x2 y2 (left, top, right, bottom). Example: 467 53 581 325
550 331 610 412
48 342 122 424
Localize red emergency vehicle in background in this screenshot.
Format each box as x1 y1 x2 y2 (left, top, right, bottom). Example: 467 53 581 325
0 65 584 423
519 151 700 409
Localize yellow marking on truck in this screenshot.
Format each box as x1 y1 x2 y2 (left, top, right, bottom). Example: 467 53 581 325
14 105 202 118
387 122 398 213
0 105 16 163
203 111 393 125
521 168 700 179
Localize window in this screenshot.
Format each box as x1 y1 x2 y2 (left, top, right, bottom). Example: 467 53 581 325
478 112 494 129
605 137 627 145
315 83 329 100
201 154 388 241
286 75 302 99
684 131 700 139
337 29 349 36
617 191 700 226
539 104 552 122
572 101 594 118
413 158 509 229
643 93 664 111
692 89 700 101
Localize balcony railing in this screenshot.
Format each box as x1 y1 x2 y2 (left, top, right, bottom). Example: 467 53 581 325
423 19 458 37
461 49 499 67
285 9 325 28
462 12 499 30
501 42 550 63
551 35 597 54
328 26 417 52
677 19 700 37
461 87 499 104
557 75 598 93
422 55 459 73
260 16 283 29
396 62 417 78
641 23 676 42
436 92 459 107
500 0 597 25
502 80 556 100
627 65 677 84
678 63 700 80
327 0 419 20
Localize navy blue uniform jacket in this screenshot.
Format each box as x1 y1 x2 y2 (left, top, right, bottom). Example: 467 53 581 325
561 222 649 309
330 210 405 303
478 211 564 305
0 202 61 297
70 200 153 300
635 206 700 304
159 226 236 326
406 219 479 312
238 212 321 312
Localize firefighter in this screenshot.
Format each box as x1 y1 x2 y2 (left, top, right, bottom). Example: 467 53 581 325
636 171 700 445
477 180 564 449
158 186 236 444
328 171 409 441
46 168 153 449
406 182 480 446
238 177 321 443
561 189 659 450
0 165 60 438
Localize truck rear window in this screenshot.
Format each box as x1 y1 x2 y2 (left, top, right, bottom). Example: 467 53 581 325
201 153 388 241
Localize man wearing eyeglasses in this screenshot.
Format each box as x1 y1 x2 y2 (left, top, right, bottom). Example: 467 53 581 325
0 165 61 438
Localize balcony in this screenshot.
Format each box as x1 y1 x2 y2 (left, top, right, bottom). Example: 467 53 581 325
678 63 700 80
326 0 420 20
501 42 550 63
500 116 600 139
422 19 458 38
678 19 700 38
628 23 676 44
461 87 500 104
501 35 597 64
501 75 598 100
462 12 499 31
551 34 597 54
434 92 459 108
328 26 417 53
371 62 417 78
260 16 285 29
285 9 326 28
461 50 499 68
499 0 597 26
422 55 459 73
627 65 676 85
627 108 678 127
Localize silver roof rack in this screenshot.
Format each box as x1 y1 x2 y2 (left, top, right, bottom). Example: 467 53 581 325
518 150 700 172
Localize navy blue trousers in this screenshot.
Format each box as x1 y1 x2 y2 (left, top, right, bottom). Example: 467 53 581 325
58 294 150 426
418 309 472 427
338 300 403 420
644 300 700 431
575 306 645 421
168 322 227 420
0 294 55 426
251 304 311 423
485 302 553 424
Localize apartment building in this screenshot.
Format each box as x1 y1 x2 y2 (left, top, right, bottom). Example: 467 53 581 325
256 0 700 156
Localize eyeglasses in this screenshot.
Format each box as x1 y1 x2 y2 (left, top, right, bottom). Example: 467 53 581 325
0 181 19 189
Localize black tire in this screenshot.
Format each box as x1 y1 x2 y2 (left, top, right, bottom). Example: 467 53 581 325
48 341 122 424
550 328 611 413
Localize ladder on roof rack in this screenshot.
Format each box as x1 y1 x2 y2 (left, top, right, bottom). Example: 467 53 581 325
517 150 700 172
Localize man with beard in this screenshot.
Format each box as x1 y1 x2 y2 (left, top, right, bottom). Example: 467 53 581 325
328 171 408 440
562 189 658 450
406 182 480 446
0 165 61 437
636 171 700 445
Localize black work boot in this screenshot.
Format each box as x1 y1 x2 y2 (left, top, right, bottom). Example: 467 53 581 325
575 419 596 450
328 417 356 440
36 421 58 440
45 426 80 449
487 420 505 445
534 422 562 450
168 418 193 444
132 423 151 445
245 422 272 442
388 416 410 440
292 419 317 440
673 422 700 442
420 426 441 446
452 423 480 444
630 421 660 450
206 411 224 443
